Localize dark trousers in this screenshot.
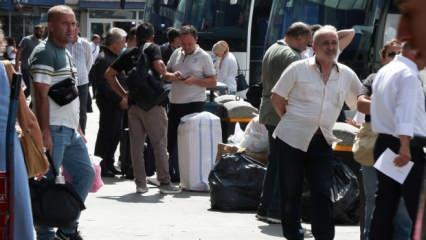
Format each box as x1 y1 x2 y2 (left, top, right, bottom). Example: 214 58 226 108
167 102 204 182
277 134 334 240
94 98 124 169
78 84 89 133
257 125 281 218
22 68 31 97
370 134 425 240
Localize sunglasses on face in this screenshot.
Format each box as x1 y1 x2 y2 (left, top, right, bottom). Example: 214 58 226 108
387 51 400 58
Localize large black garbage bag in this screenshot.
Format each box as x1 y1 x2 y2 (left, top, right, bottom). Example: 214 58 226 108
301 161 360 224
209 153 266 211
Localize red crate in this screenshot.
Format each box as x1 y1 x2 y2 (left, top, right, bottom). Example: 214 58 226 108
0 171 9 239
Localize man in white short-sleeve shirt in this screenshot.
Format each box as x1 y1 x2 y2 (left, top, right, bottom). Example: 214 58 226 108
166 25 216 182
30 5 94 239
270 25 362 240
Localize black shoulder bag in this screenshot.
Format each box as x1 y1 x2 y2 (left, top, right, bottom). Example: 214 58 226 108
47 54 79 106
236 62 248 92
29 154 85 228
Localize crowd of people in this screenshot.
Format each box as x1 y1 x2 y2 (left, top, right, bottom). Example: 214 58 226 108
0 0 426 239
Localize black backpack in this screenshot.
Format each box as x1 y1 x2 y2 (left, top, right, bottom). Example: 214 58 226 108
126 43 169 111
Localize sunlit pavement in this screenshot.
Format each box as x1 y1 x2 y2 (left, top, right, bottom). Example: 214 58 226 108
79 101 360 240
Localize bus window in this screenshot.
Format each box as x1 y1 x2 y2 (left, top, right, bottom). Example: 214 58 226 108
265 0 389 79
174 0 251 52
383 14 400 44
144 0 180 44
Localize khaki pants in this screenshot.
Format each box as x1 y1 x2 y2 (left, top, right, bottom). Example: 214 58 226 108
128 105 170 187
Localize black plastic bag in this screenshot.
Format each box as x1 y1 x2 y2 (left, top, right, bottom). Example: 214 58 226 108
208 153 266 211
301 161 360 224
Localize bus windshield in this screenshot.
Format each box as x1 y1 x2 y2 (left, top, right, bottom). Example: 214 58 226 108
144 0 180 44
174 0 251 52
266 0 389 78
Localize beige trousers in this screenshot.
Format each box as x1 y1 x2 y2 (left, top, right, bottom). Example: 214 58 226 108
128 105 170 187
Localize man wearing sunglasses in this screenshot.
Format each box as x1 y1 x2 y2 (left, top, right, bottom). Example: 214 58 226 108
369 42 426 240
356 40 413 240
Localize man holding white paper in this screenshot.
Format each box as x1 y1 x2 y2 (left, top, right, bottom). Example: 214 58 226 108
370 42 426 240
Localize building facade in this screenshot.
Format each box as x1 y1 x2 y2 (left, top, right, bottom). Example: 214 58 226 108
0 0 145 43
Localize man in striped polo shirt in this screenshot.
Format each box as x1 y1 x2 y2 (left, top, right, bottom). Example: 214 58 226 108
30 5 94 240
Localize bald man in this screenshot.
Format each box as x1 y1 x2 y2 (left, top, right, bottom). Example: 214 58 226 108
30 5 94 240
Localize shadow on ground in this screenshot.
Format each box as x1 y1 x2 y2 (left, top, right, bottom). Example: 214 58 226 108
100 176 129 185
172 190 210 199
258 224 282 237
97 185 166 203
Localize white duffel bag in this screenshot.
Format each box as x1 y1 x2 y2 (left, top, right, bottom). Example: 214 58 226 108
178 111 222 191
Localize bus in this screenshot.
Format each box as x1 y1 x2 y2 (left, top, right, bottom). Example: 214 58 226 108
266 0 400 79
143 0 181 44
171 0 400 85
172 0 271 85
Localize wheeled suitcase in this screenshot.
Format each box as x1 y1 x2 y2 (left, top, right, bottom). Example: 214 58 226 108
144 138 156 177
178 112 222 191
119 128 133 179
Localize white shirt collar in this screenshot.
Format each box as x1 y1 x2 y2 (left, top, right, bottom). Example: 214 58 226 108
307 56 340 73
394 54 418 73
181 45 201 56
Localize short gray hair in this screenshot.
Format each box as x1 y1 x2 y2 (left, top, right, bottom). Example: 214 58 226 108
313 25 338 45
105 27 127 46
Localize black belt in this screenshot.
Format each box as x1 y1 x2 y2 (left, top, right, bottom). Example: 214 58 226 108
412 136 426 148
378 133 426 148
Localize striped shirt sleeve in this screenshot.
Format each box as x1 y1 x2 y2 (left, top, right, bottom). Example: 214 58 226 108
30 48 54 85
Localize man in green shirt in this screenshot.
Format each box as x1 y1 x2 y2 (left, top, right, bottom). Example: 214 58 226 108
256 22 311 224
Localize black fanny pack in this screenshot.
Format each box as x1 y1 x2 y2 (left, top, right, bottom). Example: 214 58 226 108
48 78 78 106
47 54 78 106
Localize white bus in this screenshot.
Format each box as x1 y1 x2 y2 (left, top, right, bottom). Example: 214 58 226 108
145 0 400 84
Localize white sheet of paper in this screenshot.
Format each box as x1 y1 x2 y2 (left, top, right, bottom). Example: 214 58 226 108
353 112 365 125
374 148 414 184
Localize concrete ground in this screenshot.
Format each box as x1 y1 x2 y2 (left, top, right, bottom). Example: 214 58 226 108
79 100 361 240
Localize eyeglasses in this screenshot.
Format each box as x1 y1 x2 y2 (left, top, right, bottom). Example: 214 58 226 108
387 51 400 58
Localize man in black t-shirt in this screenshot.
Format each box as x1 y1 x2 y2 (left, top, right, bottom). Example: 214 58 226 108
160 27 180 64
105 22 182 194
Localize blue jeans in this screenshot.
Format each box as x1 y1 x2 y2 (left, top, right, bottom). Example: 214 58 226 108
362 166 412 240
35 126 95 240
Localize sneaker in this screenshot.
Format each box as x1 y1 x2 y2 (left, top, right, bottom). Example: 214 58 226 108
302 228 313 238
256 213 281 224
147 176 160 186
159 183 181 194
55 229 83 240
136 186 149 194
255 213 268 222
265 216 281 224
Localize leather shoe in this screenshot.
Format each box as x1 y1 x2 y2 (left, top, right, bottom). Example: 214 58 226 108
101 169 115 178
109 166 121 175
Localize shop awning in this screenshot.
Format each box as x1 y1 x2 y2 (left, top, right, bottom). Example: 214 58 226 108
79 1 145 9
22 0 65 6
